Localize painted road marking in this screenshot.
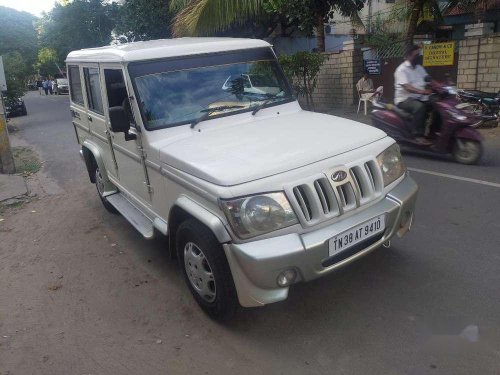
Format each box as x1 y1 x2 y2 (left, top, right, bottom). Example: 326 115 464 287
408 167 500 189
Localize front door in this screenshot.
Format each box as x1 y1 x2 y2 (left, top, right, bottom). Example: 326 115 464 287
100 67 151 205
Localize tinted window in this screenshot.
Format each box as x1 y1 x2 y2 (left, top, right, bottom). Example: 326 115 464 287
84 67 104 114
68 65 84 105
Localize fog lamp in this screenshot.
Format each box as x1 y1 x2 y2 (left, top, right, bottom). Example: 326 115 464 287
277 269 297 287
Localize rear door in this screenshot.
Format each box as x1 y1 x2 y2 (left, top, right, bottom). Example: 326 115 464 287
68 65 89 145
81 64 118 179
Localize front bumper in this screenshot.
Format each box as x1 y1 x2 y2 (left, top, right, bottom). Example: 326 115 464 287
223 175 418 307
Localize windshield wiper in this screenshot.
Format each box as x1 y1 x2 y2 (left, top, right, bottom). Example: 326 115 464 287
251 95 282 115
190 105 245 129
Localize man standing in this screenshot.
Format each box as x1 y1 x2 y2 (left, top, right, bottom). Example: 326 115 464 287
42 79 49 95
394 45 432 145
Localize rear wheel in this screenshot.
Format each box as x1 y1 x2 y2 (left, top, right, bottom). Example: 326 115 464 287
177 219 238 321
452 139 482 165
95 166 118 214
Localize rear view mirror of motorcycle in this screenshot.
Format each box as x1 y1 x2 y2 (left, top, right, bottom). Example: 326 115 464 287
424 76 432 83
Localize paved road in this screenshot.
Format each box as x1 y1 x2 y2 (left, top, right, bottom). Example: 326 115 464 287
1 91 500 375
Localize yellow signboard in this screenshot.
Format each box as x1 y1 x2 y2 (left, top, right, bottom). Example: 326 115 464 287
423 42 455 67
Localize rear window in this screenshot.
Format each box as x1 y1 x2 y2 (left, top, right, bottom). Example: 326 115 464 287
68 65 84 105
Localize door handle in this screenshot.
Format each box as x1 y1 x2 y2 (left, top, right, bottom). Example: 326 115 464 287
87 116 93 122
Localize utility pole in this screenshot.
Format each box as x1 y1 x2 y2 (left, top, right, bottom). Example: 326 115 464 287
0 56 15 174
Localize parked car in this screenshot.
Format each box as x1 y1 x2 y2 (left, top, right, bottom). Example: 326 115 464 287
5 97 27 117
54 78 69 95
67 38 418 321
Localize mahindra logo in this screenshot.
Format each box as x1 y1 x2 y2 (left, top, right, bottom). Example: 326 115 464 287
331 170 347 182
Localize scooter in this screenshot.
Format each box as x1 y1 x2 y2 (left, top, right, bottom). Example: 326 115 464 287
371 80 483 165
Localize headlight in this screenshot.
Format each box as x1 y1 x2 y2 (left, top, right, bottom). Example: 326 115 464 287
221 192 298 239
377 143 406 187
446 109 467 121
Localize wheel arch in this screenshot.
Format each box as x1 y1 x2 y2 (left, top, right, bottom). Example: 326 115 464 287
168 196 231 257
81 140 116 194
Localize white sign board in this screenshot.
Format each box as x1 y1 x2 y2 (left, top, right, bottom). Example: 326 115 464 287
0 56 7 92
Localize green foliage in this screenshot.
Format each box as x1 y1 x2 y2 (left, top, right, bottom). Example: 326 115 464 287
278 51 326 110
0 6 38 67
37 0 118 64
2 52 29 100
35 48 59 78
264 0 365 51
171 0 263 37
115 0 173 41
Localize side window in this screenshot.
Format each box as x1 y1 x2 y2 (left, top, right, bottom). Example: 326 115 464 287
104 69 135 125
83 67 104 114
68 65 84 105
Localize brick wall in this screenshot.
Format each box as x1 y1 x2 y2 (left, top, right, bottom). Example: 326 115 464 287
299 40 364 111
457 27 500 92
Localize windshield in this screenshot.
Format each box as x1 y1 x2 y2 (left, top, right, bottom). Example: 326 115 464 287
57 79 68 85
131 52 293 130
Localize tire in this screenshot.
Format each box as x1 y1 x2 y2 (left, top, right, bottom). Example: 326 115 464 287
21 104 27 116
95 166 118 214
176 219 238 321
452 139 482 165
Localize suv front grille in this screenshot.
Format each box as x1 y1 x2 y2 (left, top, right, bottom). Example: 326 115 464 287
288 160 383 226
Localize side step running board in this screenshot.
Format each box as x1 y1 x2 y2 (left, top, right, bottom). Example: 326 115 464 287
106 193 154 239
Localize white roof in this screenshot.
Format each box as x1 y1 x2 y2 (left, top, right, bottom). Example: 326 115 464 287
66 38 271 63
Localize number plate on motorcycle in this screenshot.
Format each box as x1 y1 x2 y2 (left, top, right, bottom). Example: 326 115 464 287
328 215 386 257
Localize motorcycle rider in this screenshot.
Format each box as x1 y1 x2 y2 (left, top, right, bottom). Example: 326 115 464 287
394 45 433 145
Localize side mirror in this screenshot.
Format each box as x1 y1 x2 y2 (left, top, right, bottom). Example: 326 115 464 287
109 106 136 141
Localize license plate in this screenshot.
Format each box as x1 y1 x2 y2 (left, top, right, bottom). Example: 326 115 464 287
328 215 385 257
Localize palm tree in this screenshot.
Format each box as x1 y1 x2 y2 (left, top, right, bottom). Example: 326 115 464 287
170 0 263 37
170 0 365 52
406 0 474 46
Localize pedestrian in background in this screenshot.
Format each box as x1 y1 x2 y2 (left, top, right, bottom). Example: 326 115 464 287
42 79 49 95
48 78 54 95
36 80 43 95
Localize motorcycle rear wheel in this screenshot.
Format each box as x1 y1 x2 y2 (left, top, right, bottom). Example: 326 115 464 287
452 139 482 165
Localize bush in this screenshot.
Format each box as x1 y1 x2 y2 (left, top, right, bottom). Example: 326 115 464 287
279 51 326 110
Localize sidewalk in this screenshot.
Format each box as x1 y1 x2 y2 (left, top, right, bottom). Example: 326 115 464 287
324 105 372 125
0 173 27 203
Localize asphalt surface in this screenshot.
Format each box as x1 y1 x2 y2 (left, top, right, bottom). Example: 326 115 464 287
1 91 500 374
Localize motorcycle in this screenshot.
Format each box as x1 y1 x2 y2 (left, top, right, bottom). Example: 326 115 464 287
456 89 500 126
371 80 483 165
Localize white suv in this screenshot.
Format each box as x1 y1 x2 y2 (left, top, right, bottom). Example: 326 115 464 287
67 38 418 320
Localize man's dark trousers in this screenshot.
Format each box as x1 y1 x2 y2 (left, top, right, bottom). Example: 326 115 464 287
398 98 427 136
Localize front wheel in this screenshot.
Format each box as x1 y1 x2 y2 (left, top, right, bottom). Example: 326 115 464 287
452 139 482 165
176 219 238 321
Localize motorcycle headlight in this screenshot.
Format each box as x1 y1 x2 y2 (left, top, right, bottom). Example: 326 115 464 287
377 143 406 187
221 192 298 239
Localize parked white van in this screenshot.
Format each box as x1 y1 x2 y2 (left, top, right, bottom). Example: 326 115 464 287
67 38 418 320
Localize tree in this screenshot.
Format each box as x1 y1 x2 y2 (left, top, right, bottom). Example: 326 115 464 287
35 48 59 78
0 6 38 67
115 0 173 42
2 52 29 100
265 0 365 52
171 0 365 52
406 0 475 45
37 0 118 64
170 0 264 37
279 51 326 110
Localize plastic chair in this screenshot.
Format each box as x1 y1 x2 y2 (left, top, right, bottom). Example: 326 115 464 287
357 84 383 115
